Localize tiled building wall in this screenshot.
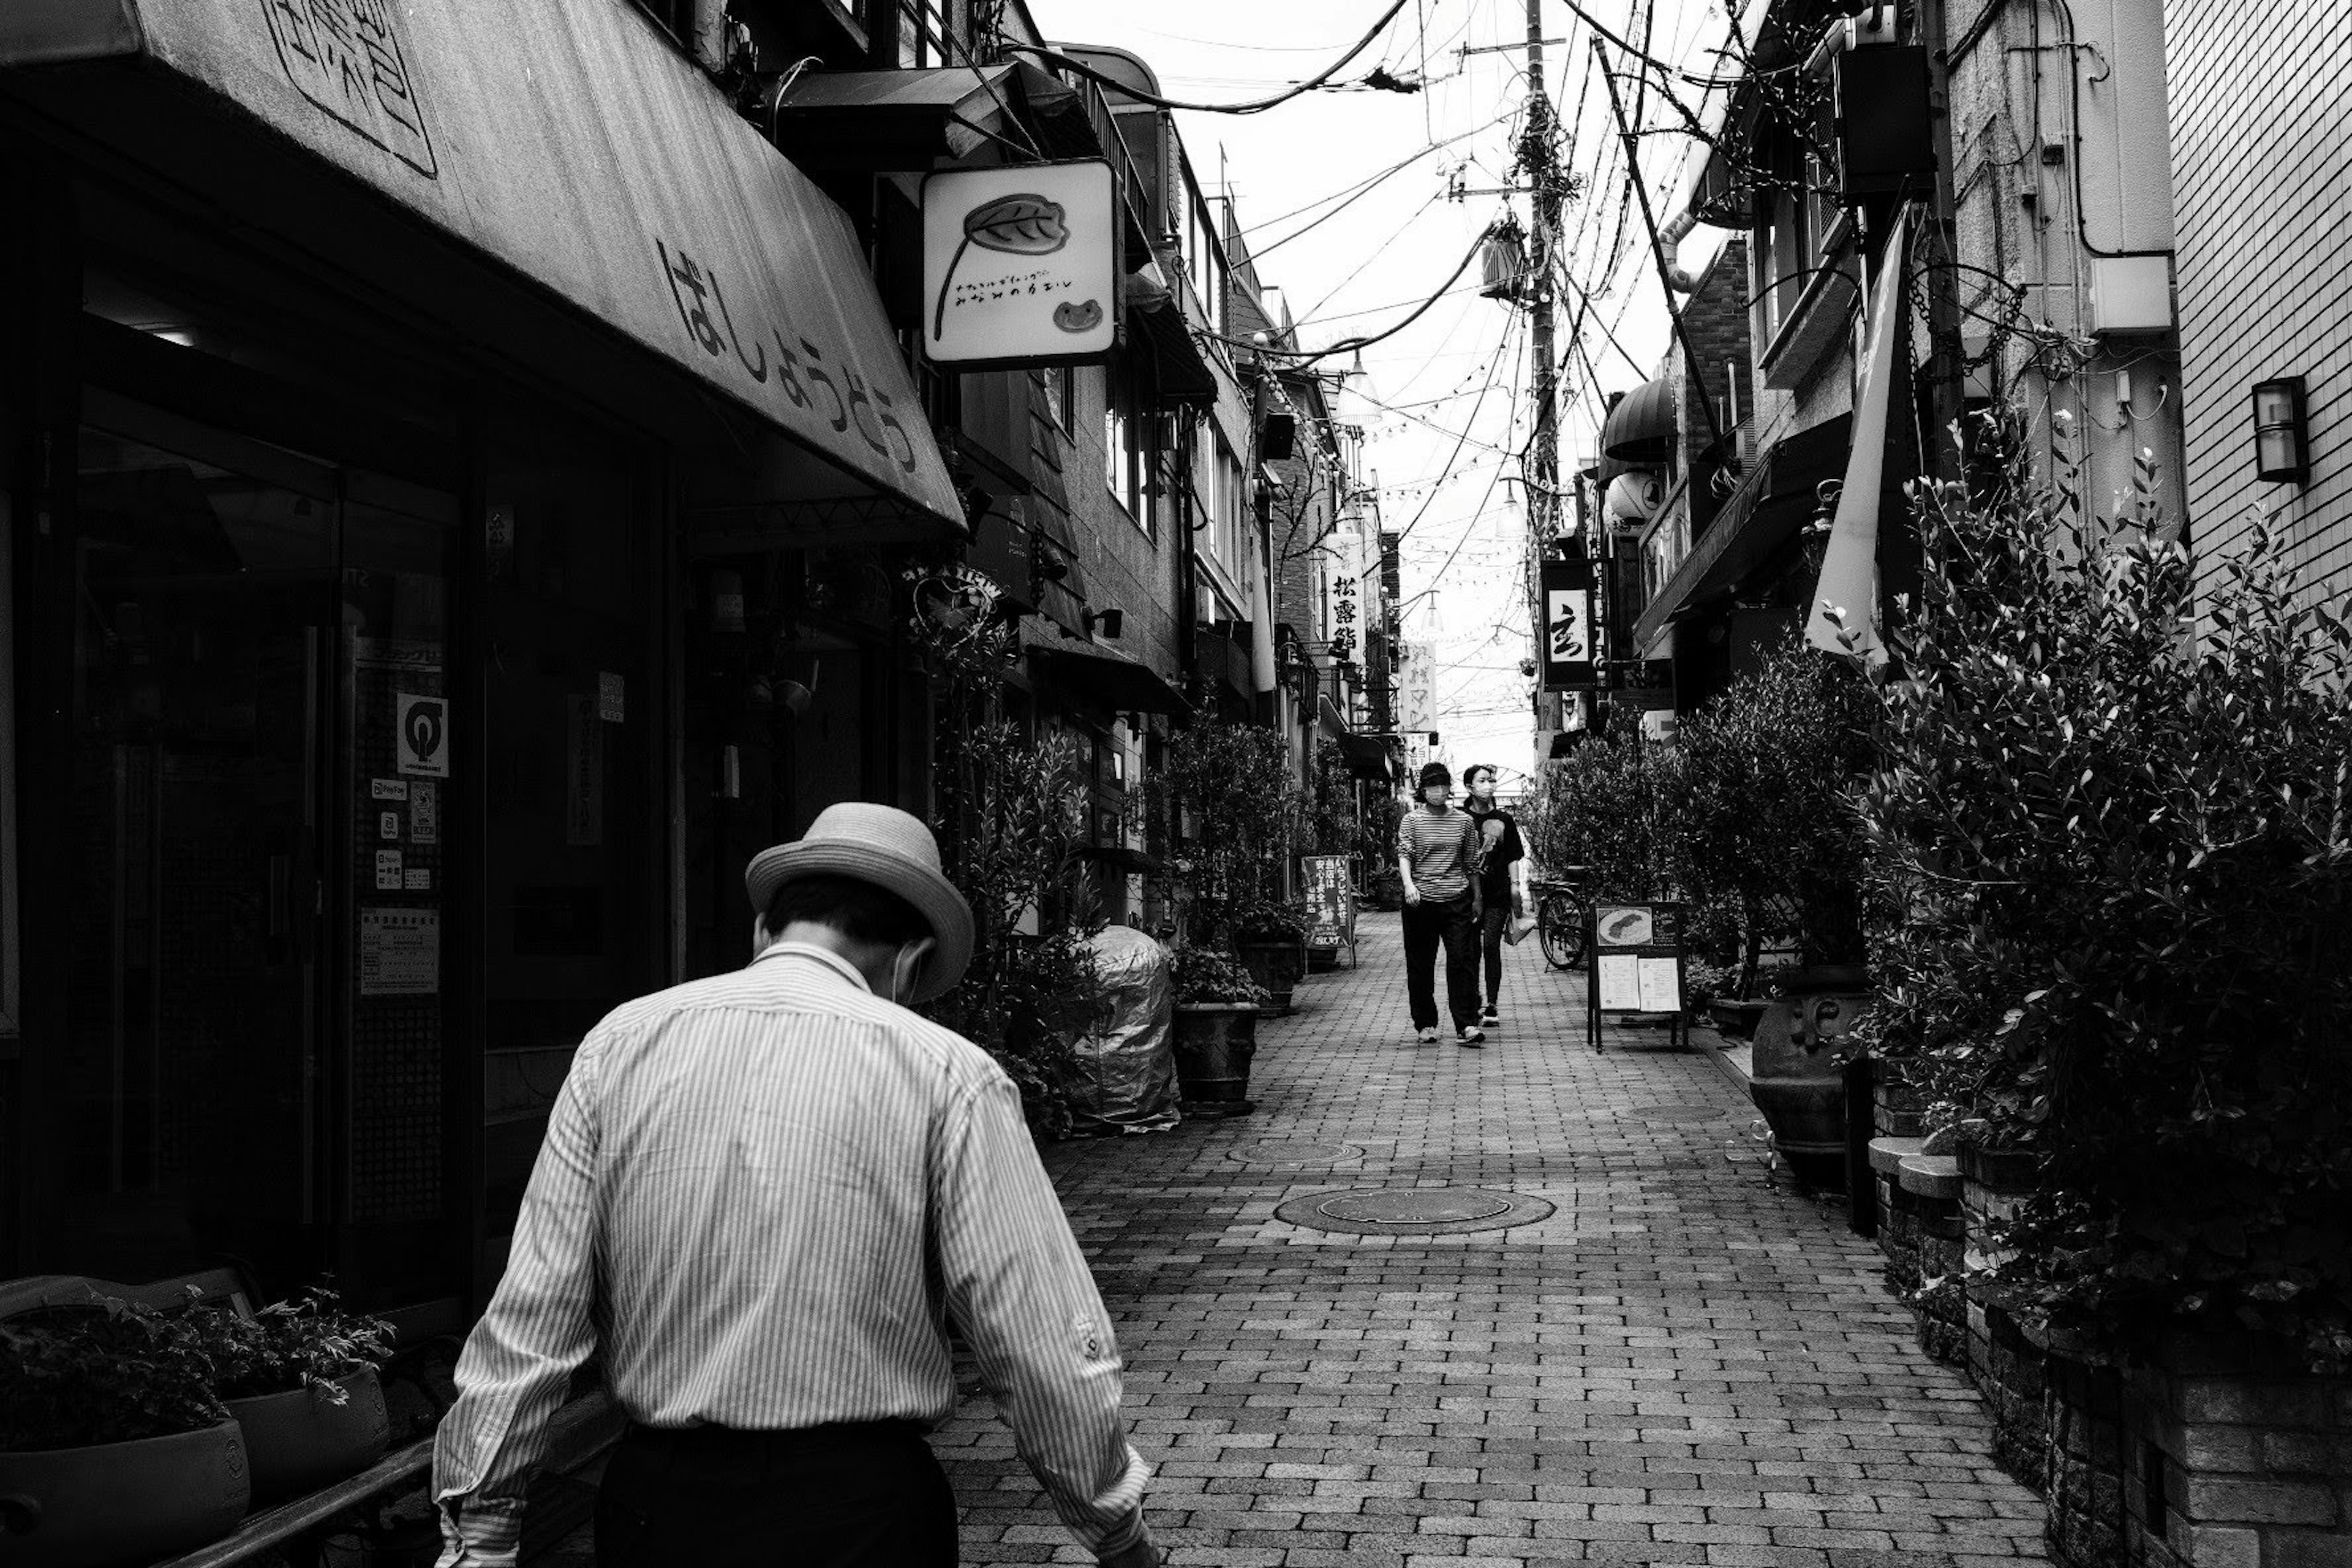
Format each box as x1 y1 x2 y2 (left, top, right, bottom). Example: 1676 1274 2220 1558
2169 0 2352 606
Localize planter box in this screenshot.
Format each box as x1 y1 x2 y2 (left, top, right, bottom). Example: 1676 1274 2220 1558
225 1367 391 1505
1234 938 1306 1016
0 1419 249 1568
1172 1004 1257 1103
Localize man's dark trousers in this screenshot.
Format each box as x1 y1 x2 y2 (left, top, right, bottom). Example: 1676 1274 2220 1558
1402 892 1480 1031
596 1420 957 1567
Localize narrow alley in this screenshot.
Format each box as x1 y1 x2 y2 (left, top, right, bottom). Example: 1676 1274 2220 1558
937 914 2049 1567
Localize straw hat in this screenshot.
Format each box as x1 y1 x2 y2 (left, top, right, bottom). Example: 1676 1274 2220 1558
742 802 974 1003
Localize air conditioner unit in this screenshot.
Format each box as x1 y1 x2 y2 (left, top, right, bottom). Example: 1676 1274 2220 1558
2087 254 2174 336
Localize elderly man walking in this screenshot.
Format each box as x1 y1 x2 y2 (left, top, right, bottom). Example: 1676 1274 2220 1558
430 802 1158 1568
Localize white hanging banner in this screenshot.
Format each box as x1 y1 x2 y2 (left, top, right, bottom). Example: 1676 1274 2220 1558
1805 221 1909 660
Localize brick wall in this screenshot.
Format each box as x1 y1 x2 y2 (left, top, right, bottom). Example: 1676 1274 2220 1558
2171 0 2352 608
1877 1131 2352 1568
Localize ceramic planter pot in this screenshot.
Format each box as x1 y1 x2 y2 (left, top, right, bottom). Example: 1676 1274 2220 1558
1234 938 1306 1014
1749 966 1871 1183
1172 1003 1259 1102
0 1419 249 1567
225 1367 391 1505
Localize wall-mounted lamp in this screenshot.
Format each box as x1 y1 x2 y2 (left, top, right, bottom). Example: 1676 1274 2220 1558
1083 606 1124 639
2253 375 2310 484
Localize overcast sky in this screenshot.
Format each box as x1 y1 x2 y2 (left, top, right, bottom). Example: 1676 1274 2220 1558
1029 0 1733 783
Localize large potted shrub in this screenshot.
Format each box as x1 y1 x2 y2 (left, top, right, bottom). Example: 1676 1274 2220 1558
195 1286 394 1505
1848 421 2352 1373
1150 720 1306 953
1229 899 1310 1015
1170 945 1270 1104
0 1297 249 1567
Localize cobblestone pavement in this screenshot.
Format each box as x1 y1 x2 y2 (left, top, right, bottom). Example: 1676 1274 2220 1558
940 910 2050 1567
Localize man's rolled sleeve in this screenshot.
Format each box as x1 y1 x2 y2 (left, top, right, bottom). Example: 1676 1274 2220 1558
932 1072 1151 1555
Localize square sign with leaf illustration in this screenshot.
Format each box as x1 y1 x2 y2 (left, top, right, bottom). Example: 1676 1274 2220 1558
922 160 1117 366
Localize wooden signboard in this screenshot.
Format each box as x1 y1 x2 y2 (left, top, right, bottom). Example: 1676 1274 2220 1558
1586 900 1687 1052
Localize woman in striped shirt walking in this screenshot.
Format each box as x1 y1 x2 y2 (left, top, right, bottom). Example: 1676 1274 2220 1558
1395 761 1486 1045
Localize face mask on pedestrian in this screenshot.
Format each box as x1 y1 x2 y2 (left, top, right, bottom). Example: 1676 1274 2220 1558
1422 783 1449 807
1468 771 1495 803
888 938 936 1006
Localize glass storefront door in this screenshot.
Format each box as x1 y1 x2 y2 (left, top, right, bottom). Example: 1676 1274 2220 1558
53 402 457 1300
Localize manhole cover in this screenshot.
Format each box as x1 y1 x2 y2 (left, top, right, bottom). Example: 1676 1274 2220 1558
1321 1189 1509 1223
1628 1102 1736 1122
1272 1186 1556 1236
1229 1140 1360 1166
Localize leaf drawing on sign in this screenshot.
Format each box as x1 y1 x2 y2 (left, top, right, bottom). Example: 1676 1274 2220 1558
933 193 1068 341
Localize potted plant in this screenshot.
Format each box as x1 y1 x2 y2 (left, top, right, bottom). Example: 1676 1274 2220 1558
1363 864 1404 913
1229 899 1310 1015
1170 945 1269 1104
194 1286 394 1504
0 1297 250 1568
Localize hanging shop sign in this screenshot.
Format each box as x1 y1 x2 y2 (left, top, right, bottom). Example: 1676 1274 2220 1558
922 160 1117 368
1539 559 1597 690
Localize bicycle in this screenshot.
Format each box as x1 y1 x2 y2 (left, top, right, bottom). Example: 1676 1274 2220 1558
1529 870 1591 970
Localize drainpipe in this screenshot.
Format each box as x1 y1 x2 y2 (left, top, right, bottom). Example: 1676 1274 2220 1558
1659 209 1702 294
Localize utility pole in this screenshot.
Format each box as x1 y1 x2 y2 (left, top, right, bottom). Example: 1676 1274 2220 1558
1522 0 1561 554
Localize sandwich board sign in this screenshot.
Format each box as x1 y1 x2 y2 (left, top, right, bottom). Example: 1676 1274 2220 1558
1586 900 1687 1053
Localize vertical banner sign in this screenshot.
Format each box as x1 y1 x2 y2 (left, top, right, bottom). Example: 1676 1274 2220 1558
922 161 1117 367
1399 641 1436 733
1299 855 1357 957
1539 559 1597 690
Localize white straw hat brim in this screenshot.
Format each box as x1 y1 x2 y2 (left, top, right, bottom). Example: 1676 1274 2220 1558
743 841 974 1004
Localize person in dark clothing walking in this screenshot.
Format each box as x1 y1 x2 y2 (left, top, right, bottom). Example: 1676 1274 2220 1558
1395 762 1485 1045
1461 764 1529 1028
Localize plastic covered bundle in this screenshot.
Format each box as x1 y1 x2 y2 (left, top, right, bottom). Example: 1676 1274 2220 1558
1066 924 1180 1135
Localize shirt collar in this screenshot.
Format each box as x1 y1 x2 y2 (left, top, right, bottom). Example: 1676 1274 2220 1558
750 940 873 995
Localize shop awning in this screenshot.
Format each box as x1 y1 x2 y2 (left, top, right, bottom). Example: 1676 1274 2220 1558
1806 222 1909 662
770 63 1099 173
1602 377 1679 466
1028 643 1191 716
1629 413 1852 654
4 0 967 545
1337 733 1398 782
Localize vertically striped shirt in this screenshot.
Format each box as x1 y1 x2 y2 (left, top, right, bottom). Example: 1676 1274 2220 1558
430 943 1150 1564
1396 804 1481 902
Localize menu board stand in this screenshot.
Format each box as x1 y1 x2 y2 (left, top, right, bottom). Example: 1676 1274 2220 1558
1586 900 1688 1054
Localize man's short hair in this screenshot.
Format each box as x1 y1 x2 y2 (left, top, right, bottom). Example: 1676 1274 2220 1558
763 873 932 949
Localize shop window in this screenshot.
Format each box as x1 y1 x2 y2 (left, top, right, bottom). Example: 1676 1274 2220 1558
0 492 17 1046
479 406 659 1245
51 402 456 1297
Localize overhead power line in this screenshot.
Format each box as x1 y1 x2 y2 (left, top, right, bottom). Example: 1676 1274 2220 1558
1011 0 1414 114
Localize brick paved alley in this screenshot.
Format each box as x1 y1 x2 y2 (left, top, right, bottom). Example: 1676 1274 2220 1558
938 910 2051 1567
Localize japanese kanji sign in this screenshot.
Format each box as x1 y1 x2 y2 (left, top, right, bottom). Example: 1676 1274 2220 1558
1539 559 1597 690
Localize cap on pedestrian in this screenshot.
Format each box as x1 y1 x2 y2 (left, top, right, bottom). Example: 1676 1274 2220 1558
1419 762 1452 790
742 802 975 1003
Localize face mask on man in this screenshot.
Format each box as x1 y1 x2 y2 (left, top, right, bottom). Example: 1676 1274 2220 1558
1423 785 1449 807
889 941 932 1006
